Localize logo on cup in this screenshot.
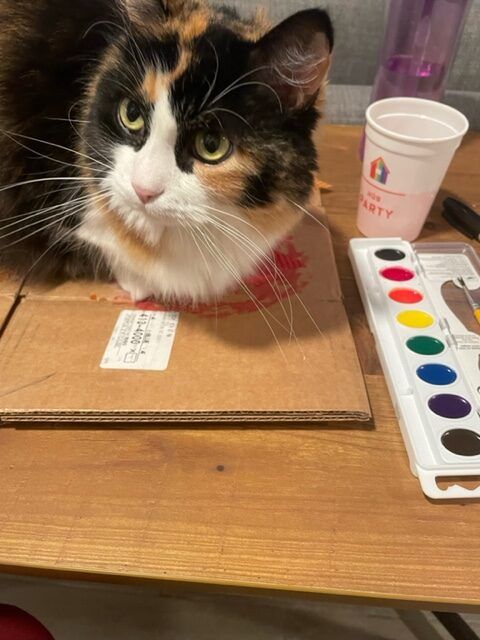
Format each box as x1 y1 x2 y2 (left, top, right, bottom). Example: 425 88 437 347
370 157 390 185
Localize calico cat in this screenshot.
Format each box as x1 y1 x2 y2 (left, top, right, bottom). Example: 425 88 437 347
0 0 333 302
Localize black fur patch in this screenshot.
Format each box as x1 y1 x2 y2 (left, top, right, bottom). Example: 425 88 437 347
133 34 181 73
167 21 323 207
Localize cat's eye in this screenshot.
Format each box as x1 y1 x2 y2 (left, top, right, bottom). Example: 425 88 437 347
194 131 232 164
118 98 145 132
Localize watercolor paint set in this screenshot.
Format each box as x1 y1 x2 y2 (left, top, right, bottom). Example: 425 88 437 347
349 238 480 500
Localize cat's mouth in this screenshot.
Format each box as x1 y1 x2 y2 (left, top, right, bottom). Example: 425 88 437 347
130 204 185 226
106 188 180 226
107 192 208 233
106 180 193 226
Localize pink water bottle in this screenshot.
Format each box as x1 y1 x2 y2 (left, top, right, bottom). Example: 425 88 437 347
359 0 471 159
372 0 472 103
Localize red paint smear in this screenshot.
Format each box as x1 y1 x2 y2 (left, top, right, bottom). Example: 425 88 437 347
111 237 309 318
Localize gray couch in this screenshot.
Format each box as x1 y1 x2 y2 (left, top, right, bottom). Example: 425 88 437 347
217 0 480 129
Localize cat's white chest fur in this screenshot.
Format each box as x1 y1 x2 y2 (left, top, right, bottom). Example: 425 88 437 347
77 207 278 303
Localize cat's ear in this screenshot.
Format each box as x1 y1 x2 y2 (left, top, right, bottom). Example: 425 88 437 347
249 9 334 111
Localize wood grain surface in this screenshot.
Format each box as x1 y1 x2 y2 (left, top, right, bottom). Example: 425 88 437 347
1 125 480 609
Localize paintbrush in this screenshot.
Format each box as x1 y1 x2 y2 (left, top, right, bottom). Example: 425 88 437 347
457 276 480 326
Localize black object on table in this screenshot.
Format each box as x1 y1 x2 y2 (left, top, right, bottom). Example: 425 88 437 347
443 198 480 241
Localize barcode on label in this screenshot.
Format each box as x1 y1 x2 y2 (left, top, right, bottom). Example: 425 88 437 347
101 310 179 371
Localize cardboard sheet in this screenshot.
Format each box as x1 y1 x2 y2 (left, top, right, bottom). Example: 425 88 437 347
0 269 19 330
0 208 370 424
0 296 15 328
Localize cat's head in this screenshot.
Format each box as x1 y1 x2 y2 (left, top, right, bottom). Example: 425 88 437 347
80 0 333 257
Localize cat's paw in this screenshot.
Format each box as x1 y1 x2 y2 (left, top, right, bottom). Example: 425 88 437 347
116 277 154 303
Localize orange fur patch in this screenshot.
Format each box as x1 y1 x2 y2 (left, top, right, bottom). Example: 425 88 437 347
141 47 193 102
143 68 162 102
194 151 257 203
171 8 211 41
94 195 191 272
95 195 158 266
169 47 192 81
214 7 270 41
194 148 301 241
245 199 301 238
141 46 193 97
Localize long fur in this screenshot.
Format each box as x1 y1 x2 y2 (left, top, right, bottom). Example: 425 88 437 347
0 0 333 301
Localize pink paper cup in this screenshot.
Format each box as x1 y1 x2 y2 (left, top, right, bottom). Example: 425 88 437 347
357 97 469 241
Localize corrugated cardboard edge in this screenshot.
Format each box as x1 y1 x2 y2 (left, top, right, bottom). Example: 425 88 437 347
0 410 371 423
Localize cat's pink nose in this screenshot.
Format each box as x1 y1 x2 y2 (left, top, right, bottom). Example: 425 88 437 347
132 182 163 205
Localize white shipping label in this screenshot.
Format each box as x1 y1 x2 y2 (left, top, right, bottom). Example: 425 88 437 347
101 310 179 371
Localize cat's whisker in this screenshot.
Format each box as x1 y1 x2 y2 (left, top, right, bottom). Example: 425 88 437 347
47 115 106 166
0 190 108 241
0 192 95 229
115 14 153 89
120 12 149 71
16 214 99 291
203 203 326 341
0 176 101 195
67 114 112 168
33 184 83 201
206 64 271 109
202 204 288 286
19 167 65 178
90 14 145 87
203 107 253 130
203 213 296 341
183 219 217 297
82 19 123 41
199 39 221 111
2 130 106 176
67 102 114 168
45 117 90 124
199 223 290 337
113 59 143 93
208 81 283 114
1 202 87 249
205 219 312 356
190 225 221 325
2 163 59 177
205 216 324 353
0 209 75 242
287 198 331 235
205 110 224 131
202 204 277 254
1 129 113 171
195 226 288 362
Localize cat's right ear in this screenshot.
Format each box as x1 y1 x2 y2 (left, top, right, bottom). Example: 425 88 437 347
249 9 334 111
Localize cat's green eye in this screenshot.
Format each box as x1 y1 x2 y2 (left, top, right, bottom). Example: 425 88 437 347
118 98 145 132
194 131 232 164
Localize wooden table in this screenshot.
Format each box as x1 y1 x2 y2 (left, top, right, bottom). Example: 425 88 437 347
1 125 480 611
